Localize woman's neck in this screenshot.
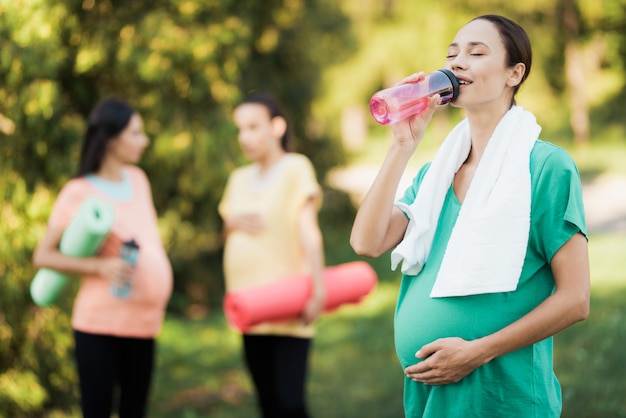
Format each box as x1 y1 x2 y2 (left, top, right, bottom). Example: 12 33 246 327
465 104 511 164
94 159 125 182
257 149 287 174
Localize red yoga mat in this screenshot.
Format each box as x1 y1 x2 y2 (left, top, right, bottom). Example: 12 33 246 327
223 261 377 332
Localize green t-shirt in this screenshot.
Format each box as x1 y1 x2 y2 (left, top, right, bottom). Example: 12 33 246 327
394 140 586 418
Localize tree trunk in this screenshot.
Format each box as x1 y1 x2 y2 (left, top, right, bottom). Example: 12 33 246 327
561 0 590 144
565 41 589 144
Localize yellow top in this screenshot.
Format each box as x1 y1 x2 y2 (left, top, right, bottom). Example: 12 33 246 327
219 153 321 337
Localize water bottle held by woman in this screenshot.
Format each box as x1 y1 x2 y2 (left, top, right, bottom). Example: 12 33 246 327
369 69 459 125
111 239 139 298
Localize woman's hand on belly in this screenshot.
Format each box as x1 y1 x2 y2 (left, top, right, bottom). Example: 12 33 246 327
404 337 489 385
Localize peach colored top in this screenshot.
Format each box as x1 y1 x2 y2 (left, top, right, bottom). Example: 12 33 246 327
219 154 321 338
48 166 172 338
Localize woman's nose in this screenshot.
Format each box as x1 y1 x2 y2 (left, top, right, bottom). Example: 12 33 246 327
450 55 467 71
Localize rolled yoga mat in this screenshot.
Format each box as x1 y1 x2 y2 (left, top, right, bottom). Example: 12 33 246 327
30 197 115 307
223 261 377 332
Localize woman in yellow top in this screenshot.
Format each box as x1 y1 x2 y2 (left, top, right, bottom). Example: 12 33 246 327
219 93 325 418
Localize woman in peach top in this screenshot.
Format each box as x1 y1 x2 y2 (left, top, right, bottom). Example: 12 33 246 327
33 98 172 418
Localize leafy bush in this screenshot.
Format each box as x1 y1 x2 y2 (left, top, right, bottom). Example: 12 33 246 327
0 173 78 414
0 1 355 415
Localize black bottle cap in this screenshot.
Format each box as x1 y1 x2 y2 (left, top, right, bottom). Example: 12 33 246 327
439 69 460 102
124 239 140 249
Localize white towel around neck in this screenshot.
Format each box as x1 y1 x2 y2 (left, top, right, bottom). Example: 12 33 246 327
390 105 541 297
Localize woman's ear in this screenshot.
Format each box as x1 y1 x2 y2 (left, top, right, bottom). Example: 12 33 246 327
508 63 526 87
271 116 287 140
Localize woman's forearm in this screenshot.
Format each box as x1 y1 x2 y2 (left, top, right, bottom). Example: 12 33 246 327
298 199 326 297
350 142 412 257
33 248 102 277
476 233 590 363
476 284 588 366
33 228 103 277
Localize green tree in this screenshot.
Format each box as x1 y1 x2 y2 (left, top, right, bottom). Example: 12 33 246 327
0 0 354 414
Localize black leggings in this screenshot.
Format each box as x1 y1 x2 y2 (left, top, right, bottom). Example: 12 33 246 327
243 334 311 418
73 330 155 418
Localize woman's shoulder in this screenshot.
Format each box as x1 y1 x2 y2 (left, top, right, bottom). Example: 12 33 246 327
123 165 148 181
49 177 94 226
57 176 91 200
530 140 579 174
530 140 579 182
229 163 255 179
531 140 576 164
283 152 315 171
123 165 154 191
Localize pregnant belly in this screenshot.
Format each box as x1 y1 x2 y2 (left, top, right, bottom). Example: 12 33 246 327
394 297 477 368
394 282 527 369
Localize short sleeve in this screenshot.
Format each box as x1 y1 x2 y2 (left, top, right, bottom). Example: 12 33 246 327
288 154 322 211
129 166 153 201
48 180 89 231
397 163 432 208
530 143 587 263
126 166 158 218
218 175 234 219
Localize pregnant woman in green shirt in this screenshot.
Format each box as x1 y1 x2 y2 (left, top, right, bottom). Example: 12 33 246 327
351 14 589 418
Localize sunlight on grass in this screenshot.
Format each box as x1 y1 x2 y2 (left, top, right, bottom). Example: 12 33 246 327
588 232 626 290
311 280 404 417
568 141 626 179
555 231 626 418
152 315 256 417
153 279 405 418
327 280 400 319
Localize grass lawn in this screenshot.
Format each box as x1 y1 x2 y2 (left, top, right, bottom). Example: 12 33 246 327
557 232 626 418
149 230 626 418
151 281 403 418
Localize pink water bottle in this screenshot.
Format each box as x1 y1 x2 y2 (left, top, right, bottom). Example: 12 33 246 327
369 69 459 125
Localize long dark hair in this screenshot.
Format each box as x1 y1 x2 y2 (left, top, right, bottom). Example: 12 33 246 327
76 98 135 177
238 93 293 151
472 15 532 106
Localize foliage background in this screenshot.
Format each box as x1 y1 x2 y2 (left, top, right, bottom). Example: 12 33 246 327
1 0 625 416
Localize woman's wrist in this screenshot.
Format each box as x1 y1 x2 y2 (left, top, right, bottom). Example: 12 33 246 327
472 335 499 366
387 139 417 162
310 284 325 300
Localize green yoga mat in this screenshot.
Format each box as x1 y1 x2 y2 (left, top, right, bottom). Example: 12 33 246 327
31 197 115 307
